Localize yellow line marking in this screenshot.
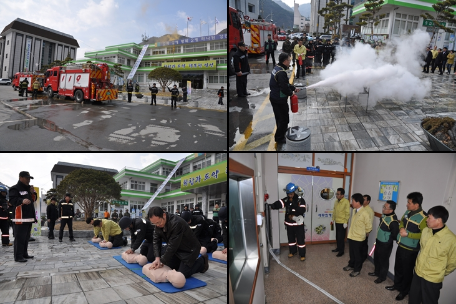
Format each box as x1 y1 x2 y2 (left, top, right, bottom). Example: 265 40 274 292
244 133 273 151
267 125 277 151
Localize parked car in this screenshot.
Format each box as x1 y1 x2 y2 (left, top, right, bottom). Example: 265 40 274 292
0 78 11 85
318 35 333 41
278 33 287 41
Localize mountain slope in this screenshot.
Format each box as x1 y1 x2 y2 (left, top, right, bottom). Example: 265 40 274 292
263 0 294 30
272 0 294 12
298 3 311 18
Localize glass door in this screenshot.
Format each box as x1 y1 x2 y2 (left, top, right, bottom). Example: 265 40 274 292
311 176 343 242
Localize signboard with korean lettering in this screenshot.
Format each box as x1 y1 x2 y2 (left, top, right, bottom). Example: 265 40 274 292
378 181 400 202
162 60 217 71
112 200 128 206
156 34 227 47
181 160 227 191
423 19 446 27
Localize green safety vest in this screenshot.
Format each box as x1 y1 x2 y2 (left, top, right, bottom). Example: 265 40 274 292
397 210 426 250
376 213 399 243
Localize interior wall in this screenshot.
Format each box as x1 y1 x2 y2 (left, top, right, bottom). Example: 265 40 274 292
229 153 255 170
352 153 456 304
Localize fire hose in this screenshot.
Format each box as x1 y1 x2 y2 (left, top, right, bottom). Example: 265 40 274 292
264 203 345 304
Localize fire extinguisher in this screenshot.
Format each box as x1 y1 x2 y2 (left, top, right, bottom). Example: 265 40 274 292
298 55 303 66
290 94 298 113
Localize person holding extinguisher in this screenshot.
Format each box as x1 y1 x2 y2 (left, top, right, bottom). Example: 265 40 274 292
217 86 224 105
293 39 306 79
269 53 300 144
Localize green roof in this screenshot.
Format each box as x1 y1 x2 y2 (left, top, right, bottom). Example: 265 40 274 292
351 0 447 16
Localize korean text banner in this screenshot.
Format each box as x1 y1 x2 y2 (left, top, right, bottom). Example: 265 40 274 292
181 160 227 191
162 60 217 71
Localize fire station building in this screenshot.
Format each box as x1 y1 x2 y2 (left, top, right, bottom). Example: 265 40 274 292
0 18 79 79
113 153 227 219
72 34 227 89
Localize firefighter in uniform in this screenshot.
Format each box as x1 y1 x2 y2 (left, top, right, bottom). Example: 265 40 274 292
32 79 40 98
192 204 203 217
232 41 250 97
9 171 36 262
323 40 333 67
119 216 157 262
127 80 134 102
314 39 324 68
269 53 299 144
0 185 12 246
264 33 277 66
19 79 29 97
46 197 59 239
111 209 119 223
168 85 179 108
369 200 399 284
149 83 158 105
182 86 188 102
58 193 76 242
181 211 216 253
269 182 307 261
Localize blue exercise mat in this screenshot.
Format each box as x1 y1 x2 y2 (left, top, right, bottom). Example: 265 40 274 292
208 252 227 264
130 267 207 293
113 255 206 293
88 240 121 250
218 243 223 247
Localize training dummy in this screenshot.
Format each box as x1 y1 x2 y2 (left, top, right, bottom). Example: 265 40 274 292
92 237 114 249
121 251 148 266
212 250 227 261
142 264 186 288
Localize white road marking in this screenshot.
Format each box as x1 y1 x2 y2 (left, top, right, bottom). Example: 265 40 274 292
0 118 36 123
73 120 93 129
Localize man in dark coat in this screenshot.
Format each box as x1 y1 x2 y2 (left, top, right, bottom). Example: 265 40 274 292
9 171 37 262
282 37 293 57
423 47 432 73
264 34 277 65
314 39 324 68
120 216 158 262
58 193 76 242
441 47 448 75
432 48 443 75
46 197 59 239
290 37 299 66
305 40 315 74
269 53 300 144
232 41 250 97
148 207 208 278
323 41 333 67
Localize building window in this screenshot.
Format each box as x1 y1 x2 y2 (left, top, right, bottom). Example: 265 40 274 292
248 3 255 13
209 75 218 83
7 40 9 45
182 164 190 175
184 43 207 53
151 169 160 175
153 49 165 55
4 66 6 71
215 153 226 163
167 46 181 54
144 61 151 67
120 181 128 189
209 41 227 50
5 54 7 59
118 57 125 64
213 57 227 64
56 175 64 186
131 180 145 191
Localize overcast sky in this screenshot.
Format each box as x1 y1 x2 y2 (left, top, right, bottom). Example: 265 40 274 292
0 153 190 195
281 0 311 7
0 0 226 60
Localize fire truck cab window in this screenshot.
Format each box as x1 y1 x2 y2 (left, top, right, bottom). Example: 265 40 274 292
53 71 57 76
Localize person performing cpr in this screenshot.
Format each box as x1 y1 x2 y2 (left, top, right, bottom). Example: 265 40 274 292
268 182 307 261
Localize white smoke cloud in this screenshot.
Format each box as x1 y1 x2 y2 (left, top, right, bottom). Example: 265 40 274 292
307 30 432 108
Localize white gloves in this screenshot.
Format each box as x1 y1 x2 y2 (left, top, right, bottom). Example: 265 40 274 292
343 223 347 229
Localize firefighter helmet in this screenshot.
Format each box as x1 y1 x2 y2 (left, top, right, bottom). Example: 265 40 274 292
285 183 297 194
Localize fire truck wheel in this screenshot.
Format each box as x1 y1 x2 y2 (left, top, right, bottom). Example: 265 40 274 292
75 90 84 103
47 87 54 98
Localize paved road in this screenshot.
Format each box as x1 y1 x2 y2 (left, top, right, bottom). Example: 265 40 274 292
0 85 226 151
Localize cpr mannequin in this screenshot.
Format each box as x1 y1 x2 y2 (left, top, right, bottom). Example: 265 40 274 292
99 241 113 248
142 264 186 288
92 237 102 243
212 250 227 261
121 251 148 266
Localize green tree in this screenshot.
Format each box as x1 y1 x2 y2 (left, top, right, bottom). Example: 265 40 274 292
55 169 122 220
421 0 456 47
147 67 182 92
44 188 58 205
356 0 385 36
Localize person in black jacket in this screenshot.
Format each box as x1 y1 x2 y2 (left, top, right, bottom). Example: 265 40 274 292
0 185 12 246
182 86 188 102
232 41 250 97
432 48 443 75
264 33 277 65
46 197 58 239
181 211 216 252
305 40 315 74
9 171 37 262
423 47 432 73
147 207 208 278
441 47 448 75
58 193 75 242
127 80 133 103
167 85 179 108
148 83 158 105
119 216 158 262
111 210 119 223
290 37 299 66
192 204 203 217
315 39 324 68
331 38 340 63
323 40 333 67
269 53 300 144
283 37 293 57
217 86 224 105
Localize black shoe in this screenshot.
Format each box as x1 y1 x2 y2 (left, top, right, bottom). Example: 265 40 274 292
29 237 35 241
395 293 407 301
385 285 398 291
15 258 27 263
246 93 251 95
69 238 76 242
200 253 209 273
374 278 385 284
343 265 353 271
349 271 360 277
59 239 62 242
49 236 55 239
332 249 339 252
368 272 378 276
336 252 344 257
24 255 34 259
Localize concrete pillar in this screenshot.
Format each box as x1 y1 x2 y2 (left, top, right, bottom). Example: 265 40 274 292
202 188 208 217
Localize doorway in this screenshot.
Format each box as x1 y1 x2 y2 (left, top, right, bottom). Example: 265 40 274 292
277 173 345 244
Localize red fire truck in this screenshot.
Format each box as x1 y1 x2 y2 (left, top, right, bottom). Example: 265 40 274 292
242 19 278 55
43 63 117 103
229 6 244 76
12 72 45 92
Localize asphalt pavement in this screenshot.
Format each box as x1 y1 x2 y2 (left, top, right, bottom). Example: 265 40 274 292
0 85 226 151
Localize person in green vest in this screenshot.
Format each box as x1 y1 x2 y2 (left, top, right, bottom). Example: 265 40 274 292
409 206 456 304
332 188 350 257
361 194 375 263
385 192 427 301
212 204 220 225
368 200 399 284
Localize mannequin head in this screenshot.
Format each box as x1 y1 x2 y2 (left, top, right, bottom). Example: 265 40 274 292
166 269 186 288
136 254 148 266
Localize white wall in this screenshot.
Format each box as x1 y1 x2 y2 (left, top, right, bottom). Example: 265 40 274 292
352 153 456 304
230 153 255 170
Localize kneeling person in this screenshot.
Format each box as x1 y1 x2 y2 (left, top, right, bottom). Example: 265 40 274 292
119 216 157 262
92 218 126 247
